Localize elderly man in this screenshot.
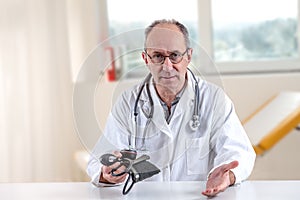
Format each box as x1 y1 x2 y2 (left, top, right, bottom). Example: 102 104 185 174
87 19 255 197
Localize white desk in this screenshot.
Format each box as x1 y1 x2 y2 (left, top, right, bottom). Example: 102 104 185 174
0 181 299 200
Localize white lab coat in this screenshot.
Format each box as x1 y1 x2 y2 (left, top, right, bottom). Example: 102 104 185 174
87 71 256 186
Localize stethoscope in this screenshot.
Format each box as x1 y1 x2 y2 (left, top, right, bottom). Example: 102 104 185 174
129 68 201 150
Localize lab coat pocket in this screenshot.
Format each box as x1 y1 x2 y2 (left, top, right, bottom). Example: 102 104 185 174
185 137 210 175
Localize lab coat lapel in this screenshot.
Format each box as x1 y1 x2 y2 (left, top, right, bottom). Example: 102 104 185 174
167 73 198 165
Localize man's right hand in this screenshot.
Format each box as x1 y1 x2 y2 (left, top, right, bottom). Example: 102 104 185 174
99 151 128 184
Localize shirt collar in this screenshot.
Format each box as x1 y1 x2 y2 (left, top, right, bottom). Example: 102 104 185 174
156 78 188 106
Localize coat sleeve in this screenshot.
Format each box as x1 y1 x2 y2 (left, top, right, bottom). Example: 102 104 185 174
208 88 256 184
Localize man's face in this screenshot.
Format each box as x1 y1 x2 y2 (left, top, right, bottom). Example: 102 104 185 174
142 24 192 94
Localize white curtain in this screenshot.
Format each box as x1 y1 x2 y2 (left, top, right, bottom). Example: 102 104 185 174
0 0 97 182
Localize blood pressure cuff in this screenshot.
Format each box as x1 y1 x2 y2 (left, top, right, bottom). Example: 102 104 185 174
130 160 160 182
123 160 160 195
99 151 160 195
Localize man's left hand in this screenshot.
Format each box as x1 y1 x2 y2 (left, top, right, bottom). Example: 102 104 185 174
202 160 239 197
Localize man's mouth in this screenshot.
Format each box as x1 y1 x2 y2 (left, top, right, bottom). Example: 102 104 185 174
161 75 176 80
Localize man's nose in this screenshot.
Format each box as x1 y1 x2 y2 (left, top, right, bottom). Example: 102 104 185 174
162 57 173 71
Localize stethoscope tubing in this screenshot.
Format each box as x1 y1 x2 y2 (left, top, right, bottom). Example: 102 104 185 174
131 73 153 149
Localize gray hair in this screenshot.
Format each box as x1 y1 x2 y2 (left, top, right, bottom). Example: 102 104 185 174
144 19 191 48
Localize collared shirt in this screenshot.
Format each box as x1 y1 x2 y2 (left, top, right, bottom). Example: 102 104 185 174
157 80 187 123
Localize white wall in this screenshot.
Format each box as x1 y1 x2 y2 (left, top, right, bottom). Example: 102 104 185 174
221 73 300 120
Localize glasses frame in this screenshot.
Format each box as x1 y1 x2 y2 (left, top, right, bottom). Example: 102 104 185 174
144 48 189 64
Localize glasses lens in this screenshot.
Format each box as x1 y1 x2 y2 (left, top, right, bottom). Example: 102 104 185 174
169 53 182 64
152 53 164 64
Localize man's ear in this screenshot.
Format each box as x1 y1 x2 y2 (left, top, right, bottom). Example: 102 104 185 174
142 52 148 64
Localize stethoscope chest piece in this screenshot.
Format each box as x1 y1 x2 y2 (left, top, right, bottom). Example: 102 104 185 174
189 115 200 131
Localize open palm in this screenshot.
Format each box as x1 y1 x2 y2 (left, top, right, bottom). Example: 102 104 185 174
202 160 239 197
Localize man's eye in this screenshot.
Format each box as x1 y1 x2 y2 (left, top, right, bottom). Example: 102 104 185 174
153 54 163 59
170 52 180 59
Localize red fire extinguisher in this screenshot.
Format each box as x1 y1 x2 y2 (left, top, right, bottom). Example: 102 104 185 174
105 46 116 81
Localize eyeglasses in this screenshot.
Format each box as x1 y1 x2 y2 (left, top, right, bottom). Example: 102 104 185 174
144 48 189 64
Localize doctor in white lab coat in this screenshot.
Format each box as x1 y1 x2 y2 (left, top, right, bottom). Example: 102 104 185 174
87 19 256 197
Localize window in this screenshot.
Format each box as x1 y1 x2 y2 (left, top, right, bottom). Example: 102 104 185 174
104 0 300 76
212 0 298 62
199 0 300 74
